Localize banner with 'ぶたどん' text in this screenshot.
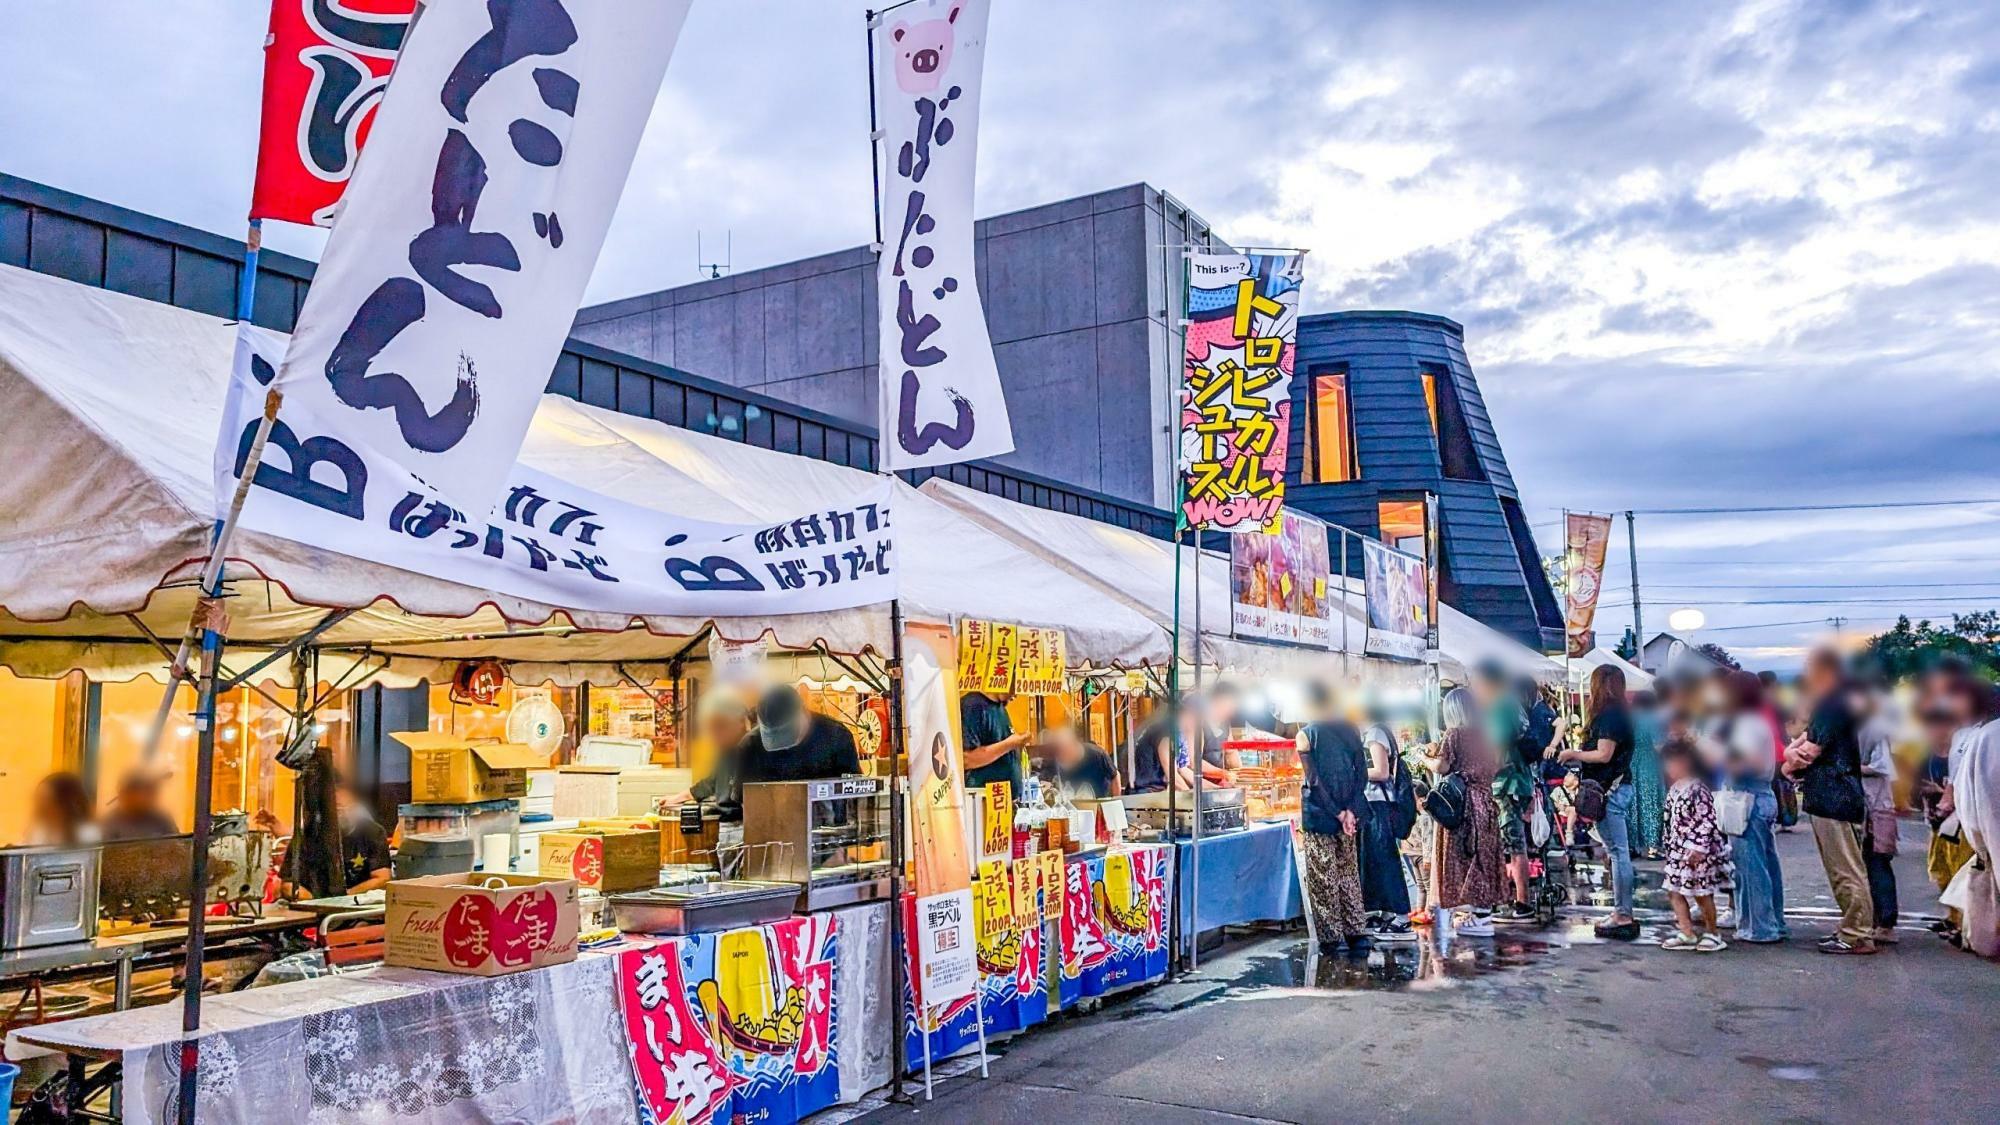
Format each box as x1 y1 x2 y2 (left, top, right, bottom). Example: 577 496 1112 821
269 0 692 513
872 0 1014 471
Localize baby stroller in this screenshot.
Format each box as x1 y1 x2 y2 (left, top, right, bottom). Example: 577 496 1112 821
1525 772 1582 925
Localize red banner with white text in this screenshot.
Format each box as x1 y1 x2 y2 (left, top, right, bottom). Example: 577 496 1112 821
250 0 415 226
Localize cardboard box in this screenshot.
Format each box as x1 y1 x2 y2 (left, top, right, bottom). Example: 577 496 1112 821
384 872 579 976
392 732 549 804
582 815 720 867
538 827 660 893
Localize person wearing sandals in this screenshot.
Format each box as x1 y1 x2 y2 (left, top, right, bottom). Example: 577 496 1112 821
1659 739 1731 952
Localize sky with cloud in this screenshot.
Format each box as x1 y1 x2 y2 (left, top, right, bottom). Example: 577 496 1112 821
5 0 1997 666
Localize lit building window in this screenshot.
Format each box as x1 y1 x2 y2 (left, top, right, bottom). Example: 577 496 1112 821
1378 499 1427 555
1421 370 1439 437
1308 370 1359 483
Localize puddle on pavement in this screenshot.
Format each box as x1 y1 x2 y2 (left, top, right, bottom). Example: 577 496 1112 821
1206 929 1561 997
1738 1056 1821 1081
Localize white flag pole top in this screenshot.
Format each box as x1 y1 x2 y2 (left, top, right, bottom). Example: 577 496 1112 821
271 0 693 515
872 0 1014 471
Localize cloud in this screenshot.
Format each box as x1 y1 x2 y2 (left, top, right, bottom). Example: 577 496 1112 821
4 0 1996 660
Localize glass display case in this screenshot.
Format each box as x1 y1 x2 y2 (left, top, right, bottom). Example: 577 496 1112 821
739 777 892 911
1227 733 1304 821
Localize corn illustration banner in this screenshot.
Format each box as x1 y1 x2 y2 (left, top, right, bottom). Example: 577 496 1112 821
617 915 839 1125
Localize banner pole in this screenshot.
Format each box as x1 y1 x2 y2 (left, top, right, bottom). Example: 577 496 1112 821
174 217 275 1125
1187 526 1205 971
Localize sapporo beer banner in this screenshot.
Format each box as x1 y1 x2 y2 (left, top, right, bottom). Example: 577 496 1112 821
273 0 693 513
872 0 1014 471
218 326 898 618
1564 512 1614 657
1180 252 1304 533
250 0 417 227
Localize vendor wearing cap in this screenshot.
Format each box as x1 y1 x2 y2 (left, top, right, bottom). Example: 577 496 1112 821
736 683 862 789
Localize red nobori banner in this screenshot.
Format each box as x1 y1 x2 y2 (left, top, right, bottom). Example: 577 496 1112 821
250 0 416 227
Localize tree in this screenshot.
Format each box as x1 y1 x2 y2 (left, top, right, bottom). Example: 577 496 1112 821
1863 613 2000 682
1614 626 1638 660
1695 642 1739 670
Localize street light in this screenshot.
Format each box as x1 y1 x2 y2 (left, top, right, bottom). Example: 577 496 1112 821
1668 607 1706 633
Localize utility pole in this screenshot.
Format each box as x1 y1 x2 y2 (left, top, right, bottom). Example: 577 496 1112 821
1625 511 1643 659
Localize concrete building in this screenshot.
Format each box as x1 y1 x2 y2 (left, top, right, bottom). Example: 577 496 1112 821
574 184 1227 510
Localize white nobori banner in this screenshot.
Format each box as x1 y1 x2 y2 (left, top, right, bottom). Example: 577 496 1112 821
271 0 692 514
219 326 899 618
871 0 1014 471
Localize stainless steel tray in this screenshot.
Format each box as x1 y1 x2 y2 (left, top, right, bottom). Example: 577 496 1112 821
609 880 799 935
1122 786 1244 811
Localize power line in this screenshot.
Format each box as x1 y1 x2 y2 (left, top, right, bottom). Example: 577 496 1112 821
1632 498 2000 516
1636 581 2000 590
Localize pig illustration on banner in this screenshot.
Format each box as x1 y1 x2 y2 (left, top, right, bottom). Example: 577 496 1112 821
891 4 958 93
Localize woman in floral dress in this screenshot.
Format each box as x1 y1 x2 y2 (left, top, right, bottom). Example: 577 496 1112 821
1659 739 1731 952
1426 689 1506 934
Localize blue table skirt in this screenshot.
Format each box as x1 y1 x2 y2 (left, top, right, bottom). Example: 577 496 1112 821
1173 819 1303 935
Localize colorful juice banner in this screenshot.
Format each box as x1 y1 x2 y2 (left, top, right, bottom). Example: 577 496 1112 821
1180 252 1305 533
616 914 839 1125
1564 512 1614 657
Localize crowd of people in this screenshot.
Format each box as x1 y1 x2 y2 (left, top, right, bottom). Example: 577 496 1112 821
1288 649 2000 961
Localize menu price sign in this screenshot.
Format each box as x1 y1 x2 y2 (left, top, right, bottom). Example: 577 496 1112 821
1014 626 1069 696
914 888 978 1006
1037 850 1065 922
982 781 1014 858
975 858 1015 941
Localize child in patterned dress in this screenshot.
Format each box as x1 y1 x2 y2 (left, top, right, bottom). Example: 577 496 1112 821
1659 739 1731 952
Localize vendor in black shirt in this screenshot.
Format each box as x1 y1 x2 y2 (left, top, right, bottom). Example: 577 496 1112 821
1129 686 1241 793
737 684 862 807
337 786 393 894
1038 726 1120 800
961 691 1029 800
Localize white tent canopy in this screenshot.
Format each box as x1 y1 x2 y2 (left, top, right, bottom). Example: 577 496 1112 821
919 478 1413 682
1566 647 1655 691
0 263 1168 683
1434 603 1566 686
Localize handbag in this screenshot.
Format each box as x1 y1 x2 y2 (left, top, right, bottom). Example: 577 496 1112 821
1800 765 1866 824
1773 775 1801 827
1715 788 1752 836
1425 772 1469 831
1574 779 1608 823
1867 808 1899 855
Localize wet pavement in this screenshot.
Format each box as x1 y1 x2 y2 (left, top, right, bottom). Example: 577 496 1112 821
853 821 2000 1124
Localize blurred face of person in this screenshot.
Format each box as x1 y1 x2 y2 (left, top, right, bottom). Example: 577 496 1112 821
1047 728 1086 769
1208 690 1239 730
700 707 749 753
1803 654 1841 699
117 774 163 816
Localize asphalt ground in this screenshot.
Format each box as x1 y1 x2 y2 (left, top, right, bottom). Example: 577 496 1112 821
850 820 2000 1125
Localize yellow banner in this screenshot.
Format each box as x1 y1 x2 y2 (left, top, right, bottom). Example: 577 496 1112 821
1038 849 1065 921
982 781 1014 858
974 858 1014 942
956 618 1066 696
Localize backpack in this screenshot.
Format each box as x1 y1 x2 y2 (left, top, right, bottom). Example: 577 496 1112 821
1424 771 1470 831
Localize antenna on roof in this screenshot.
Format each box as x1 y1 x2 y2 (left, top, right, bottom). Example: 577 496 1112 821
697 230 731 280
